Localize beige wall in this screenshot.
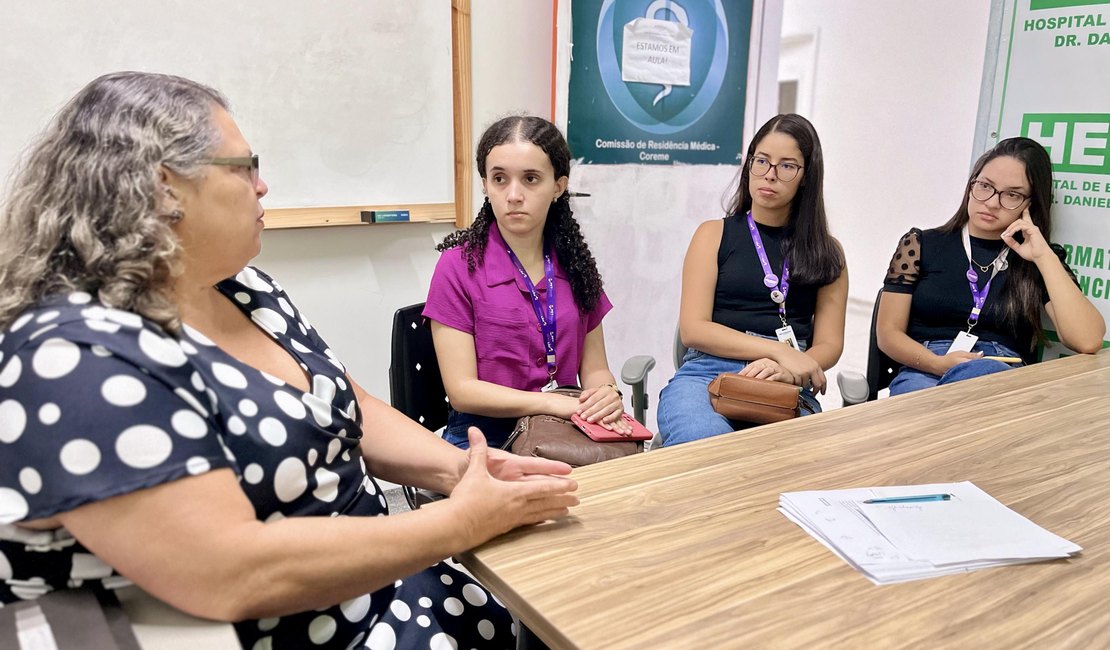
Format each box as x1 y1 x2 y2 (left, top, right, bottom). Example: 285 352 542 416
781 0 992 404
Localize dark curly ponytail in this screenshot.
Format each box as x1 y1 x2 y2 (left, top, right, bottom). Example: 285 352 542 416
436 115 604 312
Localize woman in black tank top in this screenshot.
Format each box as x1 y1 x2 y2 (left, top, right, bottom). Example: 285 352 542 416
657 114 847 447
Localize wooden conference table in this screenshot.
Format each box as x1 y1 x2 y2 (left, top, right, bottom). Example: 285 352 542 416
458 351 1110 649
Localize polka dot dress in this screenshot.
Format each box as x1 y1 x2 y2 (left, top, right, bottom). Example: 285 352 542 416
0 267 514 649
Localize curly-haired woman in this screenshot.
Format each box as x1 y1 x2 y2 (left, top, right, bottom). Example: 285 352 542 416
424 115 629 449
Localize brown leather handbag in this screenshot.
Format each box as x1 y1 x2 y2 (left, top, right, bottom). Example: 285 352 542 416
505 388 642 467
707 373 802 424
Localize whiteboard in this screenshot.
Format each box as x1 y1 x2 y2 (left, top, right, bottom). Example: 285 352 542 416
0 0 454 208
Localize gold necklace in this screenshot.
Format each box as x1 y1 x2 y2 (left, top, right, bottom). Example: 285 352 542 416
971 256 992 273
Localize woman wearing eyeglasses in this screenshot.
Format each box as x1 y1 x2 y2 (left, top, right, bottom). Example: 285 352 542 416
0 72 576 650
657 114 847 447
877 137 1104 396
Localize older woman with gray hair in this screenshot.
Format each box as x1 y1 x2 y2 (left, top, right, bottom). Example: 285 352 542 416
0 71 577 650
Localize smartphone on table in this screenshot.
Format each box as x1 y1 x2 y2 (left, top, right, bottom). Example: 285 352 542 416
571 412 654 442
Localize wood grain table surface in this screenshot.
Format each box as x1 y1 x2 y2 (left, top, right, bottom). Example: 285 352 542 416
458 351 1110 649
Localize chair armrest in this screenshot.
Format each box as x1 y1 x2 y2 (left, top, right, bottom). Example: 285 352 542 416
621 355 657 386
837 370 869 406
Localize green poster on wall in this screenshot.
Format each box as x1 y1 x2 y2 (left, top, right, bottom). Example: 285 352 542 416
567 0 751 165
985 0 1110 357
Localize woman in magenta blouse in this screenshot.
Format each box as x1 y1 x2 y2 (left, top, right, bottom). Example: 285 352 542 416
424 116 628 449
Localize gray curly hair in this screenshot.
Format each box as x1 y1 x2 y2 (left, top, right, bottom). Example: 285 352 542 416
0 71 227 332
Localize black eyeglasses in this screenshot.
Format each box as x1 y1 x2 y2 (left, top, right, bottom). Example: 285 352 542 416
969 180 1028 210
749 156 802 182
202 154 259 185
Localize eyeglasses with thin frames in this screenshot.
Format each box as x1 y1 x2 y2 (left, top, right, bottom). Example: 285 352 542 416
968 180 1028 211
749 156 802 182
201 153 259 185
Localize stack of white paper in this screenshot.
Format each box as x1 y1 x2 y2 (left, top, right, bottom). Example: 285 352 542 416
778 481 1081 584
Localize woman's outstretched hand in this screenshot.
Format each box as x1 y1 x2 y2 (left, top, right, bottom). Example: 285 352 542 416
444 427 579 547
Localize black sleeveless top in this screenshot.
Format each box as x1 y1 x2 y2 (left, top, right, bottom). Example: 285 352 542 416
712 214 823 346
883 227 1067 357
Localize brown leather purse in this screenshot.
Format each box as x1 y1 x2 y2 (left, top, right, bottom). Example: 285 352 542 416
707 373 802 424
505 388 642 467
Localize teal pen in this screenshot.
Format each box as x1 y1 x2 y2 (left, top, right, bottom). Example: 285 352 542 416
863 493 952 504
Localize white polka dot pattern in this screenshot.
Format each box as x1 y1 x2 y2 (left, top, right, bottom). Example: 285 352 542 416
18 468 42 494
38 403 60 425
137 330 187 367
115 425 173 469
258 417 288 446
0 488 30 521
212 362 248 389
101 375 147 407
32 338 81 379
252 308 287 335
340 594 372 623
273 457 307 502
273 391 306 420
366 621 397 650
0 271 511 649
443 597 464 616
59 439 101 475
0 401 27 443
172 411 208 439
429 632 458 650
308 614 337 644
243 463 264 484
0 355 22 387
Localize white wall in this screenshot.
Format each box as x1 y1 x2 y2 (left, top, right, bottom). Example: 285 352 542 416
253 1 555 406
257 0 995 432
780 0 992 404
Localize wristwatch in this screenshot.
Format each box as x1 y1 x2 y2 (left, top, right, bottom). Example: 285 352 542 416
604 382 624 398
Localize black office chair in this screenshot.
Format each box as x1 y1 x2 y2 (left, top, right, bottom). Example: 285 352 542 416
864 289 899 401
388 303 450 510
837 288 898 404
389 303 450 433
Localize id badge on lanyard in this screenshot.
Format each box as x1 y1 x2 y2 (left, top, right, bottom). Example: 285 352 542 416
747 212 797 349
947 226 1009 355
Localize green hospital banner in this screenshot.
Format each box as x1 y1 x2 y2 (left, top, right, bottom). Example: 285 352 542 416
566 0 751 165
981 0 1110 358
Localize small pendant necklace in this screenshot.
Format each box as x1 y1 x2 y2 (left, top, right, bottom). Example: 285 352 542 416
971 256 992 273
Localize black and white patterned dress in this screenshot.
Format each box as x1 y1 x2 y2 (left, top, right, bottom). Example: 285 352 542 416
0 267 514 650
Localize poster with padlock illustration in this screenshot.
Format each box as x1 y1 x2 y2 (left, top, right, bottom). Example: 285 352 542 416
568 0 750 165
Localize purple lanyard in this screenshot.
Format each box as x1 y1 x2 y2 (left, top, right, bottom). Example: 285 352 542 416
964 267 996 329
962 227 1008 330
746 212 791 326
505 243 557 380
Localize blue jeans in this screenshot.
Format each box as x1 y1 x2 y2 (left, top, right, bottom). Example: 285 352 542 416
657 347 821 447
887 339 1024 397
443 409 517 450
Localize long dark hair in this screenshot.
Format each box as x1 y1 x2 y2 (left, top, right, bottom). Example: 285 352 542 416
726 113 843 285
940 137 1054 347
437 115 603 312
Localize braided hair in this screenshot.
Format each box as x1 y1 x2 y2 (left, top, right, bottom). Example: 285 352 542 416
437 116 604 312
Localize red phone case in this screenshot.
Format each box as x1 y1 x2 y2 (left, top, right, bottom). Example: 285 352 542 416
571 412 654 442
